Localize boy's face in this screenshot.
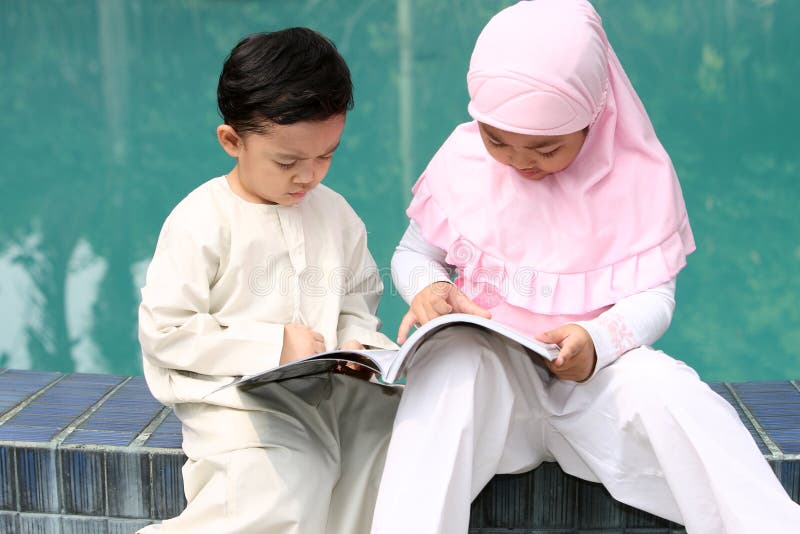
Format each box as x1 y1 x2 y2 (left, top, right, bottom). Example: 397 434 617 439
219 114 346 205
477 122 587 180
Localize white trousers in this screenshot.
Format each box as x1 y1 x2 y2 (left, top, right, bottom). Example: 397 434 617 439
371 326 800 534
139 373 401 534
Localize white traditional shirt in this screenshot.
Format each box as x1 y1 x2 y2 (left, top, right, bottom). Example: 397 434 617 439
139 176 395 407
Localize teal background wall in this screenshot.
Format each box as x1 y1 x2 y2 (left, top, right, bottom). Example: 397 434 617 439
1 0 798 381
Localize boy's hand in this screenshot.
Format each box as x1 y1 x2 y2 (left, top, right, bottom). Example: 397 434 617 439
333 339 373 380
280 323 326 365
535 324 596 382
339 339 365 351
397 282 491 344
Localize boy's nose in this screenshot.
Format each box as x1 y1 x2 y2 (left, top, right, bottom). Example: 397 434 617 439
294 162 316 184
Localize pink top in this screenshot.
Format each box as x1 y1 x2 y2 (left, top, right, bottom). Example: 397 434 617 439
406 0 695 336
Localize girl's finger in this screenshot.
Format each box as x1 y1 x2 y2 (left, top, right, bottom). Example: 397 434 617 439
432 297 453 316
397 310 418 344
453 292 491 318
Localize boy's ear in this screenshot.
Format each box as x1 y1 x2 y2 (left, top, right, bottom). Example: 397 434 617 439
217 124 242 157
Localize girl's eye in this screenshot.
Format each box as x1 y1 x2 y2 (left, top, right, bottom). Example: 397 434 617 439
276 161 296 170
487 137 505 147
539 147 560 159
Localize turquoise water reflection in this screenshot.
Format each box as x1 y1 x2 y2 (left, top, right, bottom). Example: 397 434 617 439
1 1 798 381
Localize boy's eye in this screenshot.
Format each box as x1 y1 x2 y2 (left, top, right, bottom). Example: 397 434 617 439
487 138 505 147
275 161 296 170
539 147 560 159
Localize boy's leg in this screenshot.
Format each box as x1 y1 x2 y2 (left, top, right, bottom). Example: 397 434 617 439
325 374 401 534
547 347 800 534
371 326 552 534
138 376 342 534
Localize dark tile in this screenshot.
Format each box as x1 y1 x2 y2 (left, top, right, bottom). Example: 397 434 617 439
143 434 182 449
472 463 578 529
0 445 16 511
0 511 17 533
575 481 624 528
0 426 59 442
15 446 59 513
61 515 109 534
623 502 675 528
60 447 105 516
745 405 800 418
150 451 187 519
107 449 151 519
758 415 800 430
108 518 156 533
17 512 61 533
62 429 137 447
529 463 578 528
774 460 800 503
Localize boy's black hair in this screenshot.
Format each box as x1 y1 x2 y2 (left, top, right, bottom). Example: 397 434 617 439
217 27 353 135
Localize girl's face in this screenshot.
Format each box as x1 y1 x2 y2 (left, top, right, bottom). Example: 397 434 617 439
477 122 587 180
218 114 346 205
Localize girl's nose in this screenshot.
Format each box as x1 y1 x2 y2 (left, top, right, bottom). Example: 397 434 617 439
507 150 535 169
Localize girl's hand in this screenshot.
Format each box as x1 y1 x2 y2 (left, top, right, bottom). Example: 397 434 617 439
397 282 491 344
535 324 597 382
280 323 326 364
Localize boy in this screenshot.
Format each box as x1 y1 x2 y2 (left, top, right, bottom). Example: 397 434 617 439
138 28 400 534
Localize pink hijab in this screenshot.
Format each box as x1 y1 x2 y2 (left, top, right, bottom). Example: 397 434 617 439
407 0 695 335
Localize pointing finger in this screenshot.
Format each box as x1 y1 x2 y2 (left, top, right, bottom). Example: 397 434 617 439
397 310 418 345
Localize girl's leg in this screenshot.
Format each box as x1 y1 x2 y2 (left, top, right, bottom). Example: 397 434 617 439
325 374 401 534
548 347 800 534
138 377 342 534
371 326 552 534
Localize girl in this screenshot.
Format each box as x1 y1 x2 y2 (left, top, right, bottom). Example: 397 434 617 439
371 1 800 533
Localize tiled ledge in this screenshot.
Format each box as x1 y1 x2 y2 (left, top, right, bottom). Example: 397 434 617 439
0 368 798 533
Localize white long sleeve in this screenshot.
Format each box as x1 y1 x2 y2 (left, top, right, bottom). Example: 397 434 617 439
391 220 677 380
576 278 676 379
391 221 454 303
139 216 286 378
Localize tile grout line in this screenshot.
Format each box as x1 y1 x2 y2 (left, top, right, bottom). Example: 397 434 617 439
724 382 784 459
51 376 133 518
129 406 174 448
51 376 134 447
0 373 67 425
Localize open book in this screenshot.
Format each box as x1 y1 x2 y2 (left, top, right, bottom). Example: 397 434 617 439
215 313 561 393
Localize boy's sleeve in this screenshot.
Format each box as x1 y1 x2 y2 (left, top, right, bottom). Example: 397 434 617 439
139 218 285 377
336 222 398 350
